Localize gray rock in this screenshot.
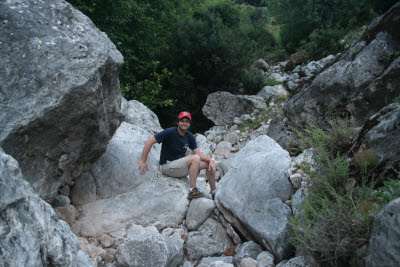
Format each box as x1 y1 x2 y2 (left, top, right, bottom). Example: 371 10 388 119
0 149 85 266
270 73 288 83
116 225 183 267
71 121 188 237
198 256 234 266
185 218 232 260
257 251 275 267
252 59 269 72
186 198 216 231
277 256 320 267
207 131 218 142
77 250 95 267
257 85 288 103
350 103 400 181
216 157 235 178
214 141 232 156
302 61 324 78
240 258 258 267
197 134 213 157
209 262 234 267
215 136 293 260
285 3 400 130
292 188 308 218
224 132 240 145
51 194 71 208
267 116 295 152
121 99 162 134
235 241 263 267
72 122 162 203
0 0 123 201
202 91 266 126
366 198 400 266
240 114 253 122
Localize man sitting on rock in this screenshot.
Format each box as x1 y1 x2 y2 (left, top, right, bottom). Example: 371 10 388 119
139 111 217 199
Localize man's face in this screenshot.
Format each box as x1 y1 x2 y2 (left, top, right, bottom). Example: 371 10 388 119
177 117 191 131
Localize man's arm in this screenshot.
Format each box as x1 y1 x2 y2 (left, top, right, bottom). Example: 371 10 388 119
138 136 158 174
193 148 216 171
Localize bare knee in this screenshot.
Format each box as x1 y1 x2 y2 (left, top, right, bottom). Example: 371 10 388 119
187 154 200 166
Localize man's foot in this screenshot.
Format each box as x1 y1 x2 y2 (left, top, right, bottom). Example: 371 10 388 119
188 187 205 199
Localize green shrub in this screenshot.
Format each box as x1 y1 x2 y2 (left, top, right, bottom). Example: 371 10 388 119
373 171 400 205
290 118 377 265
265 75 283 86
394 95 400 104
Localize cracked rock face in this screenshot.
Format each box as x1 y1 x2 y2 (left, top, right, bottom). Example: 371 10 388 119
284 3 400 130
0 0 124 201
0 148 87 266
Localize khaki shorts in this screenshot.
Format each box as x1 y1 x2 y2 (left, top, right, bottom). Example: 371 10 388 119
161 157 189 177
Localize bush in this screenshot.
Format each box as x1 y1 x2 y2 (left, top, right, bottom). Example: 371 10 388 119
290 118 378 265
373 171 400 205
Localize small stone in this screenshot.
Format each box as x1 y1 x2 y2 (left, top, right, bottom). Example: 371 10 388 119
290 173 303 188
98 234 114 248
240 258 258 267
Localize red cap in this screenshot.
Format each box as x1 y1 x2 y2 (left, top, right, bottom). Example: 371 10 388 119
178 111 192 120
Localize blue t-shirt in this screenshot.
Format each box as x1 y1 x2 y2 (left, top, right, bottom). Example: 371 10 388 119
154 127 198 165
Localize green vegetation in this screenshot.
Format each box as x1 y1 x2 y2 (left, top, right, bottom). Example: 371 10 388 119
379 51 400 64
374 171 400 205
68 0 397 131
290 119 381 265
394 95 400 104
268 0 398 59
265 75 283 86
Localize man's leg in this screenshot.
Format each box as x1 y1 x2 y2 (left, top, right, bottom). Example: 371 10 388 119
199 161 216 191
185 154 201 189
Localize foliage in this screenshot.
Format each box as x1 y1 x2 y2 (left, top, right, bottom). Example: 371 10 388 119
373 171 400 205
379 51 400 65
268 0 398 58
394 95 400 104
354 148 378 176
265 75 282 86
290 118 378 265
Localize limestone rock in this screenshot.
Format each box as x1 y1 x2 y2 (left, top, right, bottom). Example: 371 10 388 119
198 256 235 267
202 91 266 126
224 132 240 145
350 103 400 181
116 225 183 267
186 198 216 231
276 256 320 267
257 85 288 103
285 3 400 130
55 204 78 226
234 241 263 267
214 141 232 156
0 0 123 201
215 136 293 260
120 98 162 134
197 134 213 157
185 218 232 260
257 251 275 267
0 149 87 266
366 198 400 266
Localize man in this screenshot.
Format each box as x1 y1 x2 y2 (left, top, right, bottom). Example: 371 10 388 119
138 111 217 199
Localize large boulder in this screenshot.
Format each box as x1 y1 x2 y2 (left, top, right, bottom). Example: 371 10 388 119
116 225 183 267
120 98 162 134
366 198 400 266
0 0 124 201
185 218 232 260
71 101 189 237
0 149 91 266
257 85 288 103
285 3 400 130
202 91 266 126
350 103 400 181
215 135 293 260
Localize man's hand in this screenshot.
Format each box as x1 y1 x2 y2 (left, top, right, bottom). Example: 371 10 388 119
208 160 216 172
138 160 148 175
